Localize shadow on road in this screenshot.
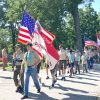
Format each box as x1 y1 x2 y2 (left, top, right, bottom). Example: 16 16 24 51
57 78 97 86
0 76 12 79
56 84 88 93
76 76 99 81
28 92 57 100
62 93 97 100
43 83 88 94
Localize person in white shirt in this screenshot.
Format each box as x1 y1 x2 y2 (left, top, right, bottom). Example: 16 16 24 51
81 52 88 73
68 49 75 78
58 45 68 80
74 50 81 74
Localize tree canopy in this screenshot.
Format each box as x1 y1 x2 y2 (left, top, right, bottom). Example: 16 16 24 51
0 0 100 53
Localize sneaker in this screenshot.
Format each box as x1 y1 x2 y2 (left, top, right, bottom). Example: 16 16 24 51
51 80 57 88
16 87 20 92
69 75 72 78
46 76 49 79
61 77 64 80
53 80 57 84
21 95 28 99
16 86 23 93
49 85 53 89
63 77 66 81
52 83 54 87
37 89 41 93
18 87 23 93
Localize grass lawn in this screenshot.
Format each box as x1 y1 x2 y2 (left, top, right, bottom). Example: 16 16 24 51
0 61 45 71
0 61 12 71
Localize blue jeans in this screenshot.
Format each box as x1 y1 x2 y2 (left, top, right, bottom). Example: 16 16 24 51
87 60 90 70
24 66 40 96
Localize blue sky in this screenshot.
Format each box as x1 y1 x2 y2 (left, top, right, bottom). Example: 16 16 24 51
92 0 100 12
79 0 100 13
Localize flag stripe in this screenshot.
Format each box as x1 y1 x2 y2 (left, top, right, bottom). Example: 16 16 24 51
85 40 98 47
18 38 29 44
41 28 55 41
20 26 29 33
18 33 31 39
18 36 31 42
19 31 30 37
18 26 31 44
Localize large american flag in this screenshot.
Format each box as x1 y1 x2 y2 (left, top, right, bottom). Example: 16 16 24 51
18 12 35 44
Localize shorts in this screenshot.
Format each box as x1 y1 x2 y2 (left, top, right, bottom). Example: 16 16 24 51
2 57 7 64
69 62 74 68
59 60 67 69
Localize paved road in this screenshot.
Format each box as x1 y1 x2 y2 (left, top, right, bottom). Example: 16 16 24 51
0 64 100 100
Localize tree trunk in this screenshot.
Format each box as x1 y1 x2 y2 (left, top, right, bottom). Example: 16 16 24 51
10 23 15 52
71 6 83 53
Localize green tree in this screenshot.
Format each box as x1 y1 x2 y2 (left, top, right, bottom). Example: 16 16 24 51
6 0 65 49
79 5 99 42
6 0 27 51
0 0 8 28
6 0 95 51
64 0 93 52
0 28 12 52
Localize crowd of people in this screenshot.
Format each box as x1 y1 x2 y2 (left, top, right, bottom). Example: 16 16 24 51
0 43 100 99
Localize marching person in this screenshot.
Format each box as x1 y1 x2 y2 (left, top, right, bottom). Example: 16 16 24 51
81 51 88 73
21 43 41 99
12 52 16 71
68 49 75 78
50 64 57 88
13 44 24 93
74 50 81 74
37 62 42 84
45 57 50 79
58 45 68 81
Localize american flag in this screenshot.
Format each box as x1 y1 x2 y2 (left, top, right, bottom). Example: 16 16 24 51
85 40 97 47
18 12 35 44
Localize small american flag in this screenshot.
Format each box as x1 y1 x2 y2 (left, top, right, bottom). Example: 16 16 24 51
85 40 97 47
18 12 35 44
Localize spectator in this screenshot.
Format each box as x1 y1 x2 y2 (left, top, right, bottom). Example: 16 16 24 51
2 48 8 71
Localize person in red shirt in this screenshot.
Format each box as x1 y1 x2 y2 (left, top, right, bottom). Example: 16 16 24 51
2 48 7 71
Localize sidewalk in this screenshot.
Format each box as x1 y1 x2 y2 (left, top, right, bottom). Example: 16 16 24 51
0 64 100 100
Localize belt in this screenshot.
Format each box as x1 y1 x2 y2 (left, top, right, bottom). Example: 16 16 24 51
27 66 34 68
16 60 23 62
16 65 21 67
